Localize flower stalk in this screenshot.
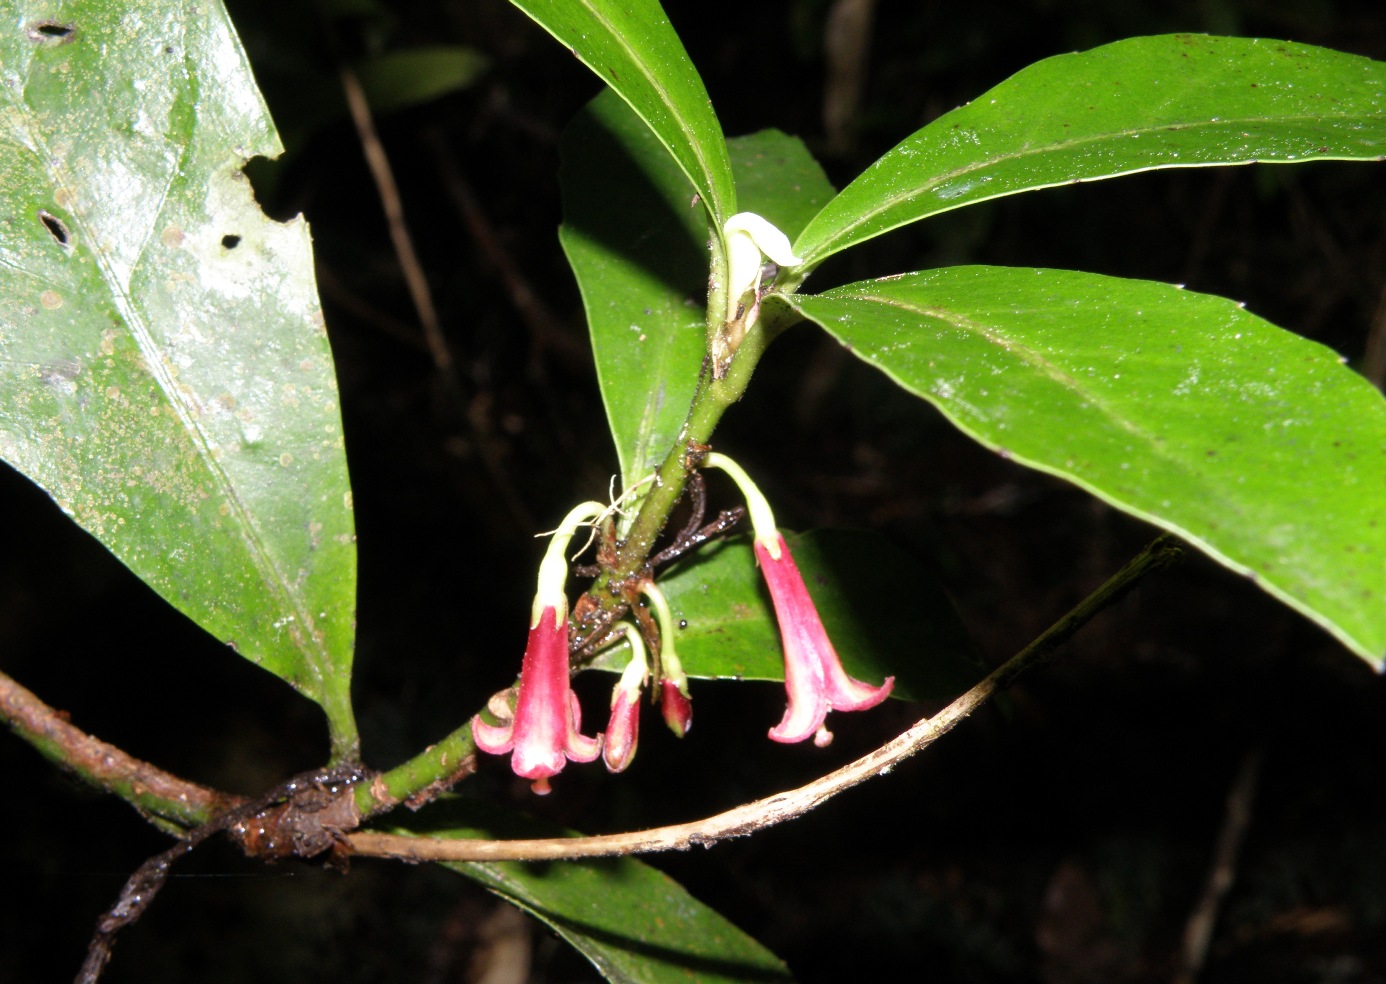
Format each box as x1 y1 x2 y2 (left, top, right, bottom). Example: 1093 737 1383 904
641 580 693 737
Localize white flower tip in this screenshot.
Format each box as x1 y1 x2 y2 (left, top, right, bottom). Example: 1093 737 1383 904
722 212 803 268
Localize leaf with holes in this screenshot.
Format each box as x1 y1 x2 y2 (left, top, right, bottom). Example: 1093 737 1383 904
0 1 358 754
795 35 1386 266
782 267 1386 665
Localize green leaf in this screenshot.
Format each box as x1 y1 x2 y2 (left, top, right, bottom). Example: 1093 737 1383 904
591 530 979 701
730 129 837 248
560 91 706 492
795 35 1386 266
782 267 1386 665
507 0 736 227
0 1 358 752
400 802 795 984
562 90 833 490
355 45 489 114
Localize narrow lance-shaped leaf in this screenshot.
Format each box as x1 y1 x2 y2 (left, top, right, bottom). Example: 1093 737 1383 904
795 35 1386 266
0 2 359 754
507 0 736 227
782 268 1386 665
392 802 794 984
561 89 833 492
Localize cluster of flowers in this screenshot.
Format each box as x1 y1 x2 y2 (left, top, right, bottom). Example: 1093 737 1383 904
471 453 894 795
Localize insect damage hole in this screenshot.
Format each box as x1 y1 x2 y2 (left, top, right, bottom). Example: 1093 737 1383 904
38 210 71 247
221 234 241 249
27 21 75 43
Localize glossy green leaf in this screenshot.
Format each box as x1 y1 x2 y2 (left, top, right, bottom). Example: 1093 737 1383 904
795 35 1386 266
397 802 794 984
730 129 837 249
590 530 979 701
782 267 1386 664
0 1 358 750
355 45 489 114
561 90 833 490
559 91 706 492
507 0 735 227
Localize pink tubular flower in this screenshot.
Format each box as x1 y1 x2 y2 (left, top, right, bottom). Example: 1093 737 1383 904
702 452 893 748
472 603 601 794
755 532 894 746
471 502 606 794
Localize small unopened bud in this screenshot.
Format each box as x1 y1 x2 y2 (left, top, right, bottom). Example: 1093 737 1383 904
602 626 648 773
660 679 693 738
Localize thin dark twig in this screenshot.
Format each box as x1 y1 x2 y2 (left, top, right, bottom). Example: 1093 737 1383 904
338 62 536 533
650 507 745 569
1175 748 1264 984
338 65 451 374
76 766 371 984
668 469 708 554
571 501 743 659
426 131 583 365
77 839 193 983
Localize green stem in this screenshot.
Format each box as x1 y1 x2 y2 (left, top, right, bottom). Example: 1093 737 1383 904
323 688 363 766
598 303 788 586
355 298 800 814
355 719 479 816
0 669 234 834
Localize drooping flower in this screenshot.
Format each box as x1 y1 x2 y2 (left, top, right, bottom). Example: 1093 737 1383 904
640 580 693 738
754 531 893 746
602 624 648 774
471 501 607 794
703 453 893 747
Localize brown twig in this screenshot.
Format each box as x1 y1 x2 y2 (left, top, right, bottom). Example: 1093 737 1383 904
316 263 430 355
338 64 537 533
0 669 235 833
339 65 452 375
426 132 584 365
347 535 1184 863
1174 748 1264 984
77 764 371 984
822 0 879 156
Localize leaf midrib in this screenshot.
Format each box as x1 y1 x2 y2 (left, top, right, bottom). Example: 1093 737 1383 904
809 286 1250 529
4 50 329 693
573 0 729 222
803 108 1386 261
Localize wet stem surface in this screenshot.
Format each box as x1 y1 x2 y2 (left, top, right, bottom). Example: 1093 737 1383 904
3 0 1386 981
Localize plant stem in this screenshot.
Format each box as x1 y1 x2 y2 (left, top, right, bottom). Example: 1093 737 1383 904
583 304 789 595
348 535 1184 861
324 690 364 767
354 305 805 812
354 718 478 817
0 669 236 834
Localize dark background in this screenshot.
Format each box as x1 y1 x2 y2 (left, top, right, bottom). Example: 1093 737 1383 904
3 1 1386 981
